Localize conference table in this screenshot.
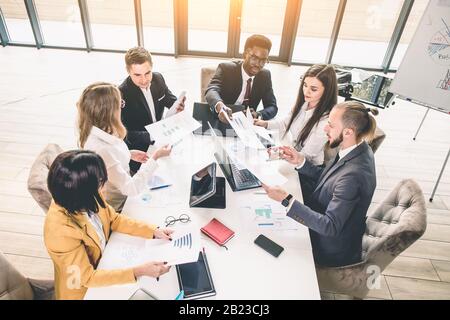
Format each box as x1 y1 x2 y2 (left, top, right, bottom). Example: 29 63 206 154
84 133 320 300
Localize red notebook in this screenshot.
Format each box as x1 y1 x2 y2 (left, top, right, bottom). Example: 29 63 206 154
201 218 235 246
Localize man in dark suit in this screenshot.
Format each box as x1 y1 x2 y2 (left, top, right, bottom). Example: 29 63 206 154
262 101 379 267
205 34 277 123
119 47 185 171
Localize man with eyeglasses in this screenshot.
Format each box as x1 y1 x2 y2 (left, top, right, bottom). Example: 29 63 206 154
119 46 185 172
205 34 278 124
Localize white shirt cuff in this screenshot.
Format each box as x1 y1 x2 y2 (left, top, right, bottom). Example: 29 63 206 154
214 101 223 113
286 197 296 212
295 157 306 170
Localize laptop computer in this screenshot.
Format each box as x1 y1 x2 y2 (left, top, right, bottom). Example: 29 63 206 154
189 162 226 209
192 102 246 137
208 122 261 192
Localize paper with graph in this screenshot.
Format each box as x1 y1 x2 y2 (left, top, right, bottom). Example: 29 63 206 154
145 109 201 145
97 225 200 271
240 200 299 231
224 111 266 150
144 225 200 266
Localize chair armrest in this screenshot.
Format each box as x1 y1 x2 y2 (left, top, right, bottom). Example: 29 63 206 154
28 278 54 300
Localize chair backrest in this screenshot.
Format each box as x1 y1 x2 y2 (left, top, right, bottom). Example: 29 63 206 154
0 251 34 300
200 66 217 102
27 143 63 213
362 179 427 270
315 179 427 298
323 125 386 165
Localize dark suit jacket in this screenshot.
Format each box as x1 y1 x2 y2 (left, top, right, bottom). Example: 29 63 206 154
119 72 177 151
205 61 277 120
288 142 376 267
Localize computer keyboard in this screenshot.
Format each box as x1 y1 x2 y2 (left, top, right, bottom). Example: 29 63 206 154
230 163 260 188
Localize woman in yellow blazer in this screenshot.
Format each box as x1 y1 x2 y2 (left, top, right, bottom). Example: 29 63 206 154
44 150 173 300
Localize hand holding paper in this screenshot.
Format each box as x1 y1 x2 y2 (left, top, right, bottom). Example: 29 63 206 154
166 91 186 118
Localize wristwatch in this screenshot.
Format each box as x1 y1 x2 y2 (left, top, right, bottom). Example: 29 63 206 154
281 194 293 207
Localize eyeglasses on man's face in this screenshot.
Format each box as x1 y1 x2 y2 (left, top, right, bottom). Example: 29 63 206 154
247 53 269 66
165 213 191 227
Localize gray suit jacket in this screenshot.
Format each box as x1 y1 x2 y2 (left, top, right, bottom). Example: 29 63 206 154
287 142 376 267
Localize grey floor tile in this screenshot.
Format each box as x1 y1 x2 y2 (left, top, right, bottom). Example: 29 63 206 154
401 240 450 261
431 260 450 282
427 209 450 226
383 256 440 281
4 253 54 280
386 276 450 300
421 223 450 243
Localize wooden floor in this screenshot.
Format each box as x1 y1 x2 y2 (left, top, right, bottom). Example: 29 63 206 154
1 46 449 300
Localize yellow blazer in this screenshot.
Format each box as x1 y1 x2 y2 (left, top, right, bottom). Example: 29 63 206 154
44 200 157 300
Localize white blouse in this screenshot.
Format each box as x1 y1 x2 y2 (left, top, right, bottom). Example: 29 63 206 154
84 211 106 252
267 102 328 165
84 126 157 211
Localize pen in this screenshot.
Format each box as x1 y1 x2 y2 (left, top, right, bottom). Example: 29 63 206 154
175 290 184 300
150 184 171 190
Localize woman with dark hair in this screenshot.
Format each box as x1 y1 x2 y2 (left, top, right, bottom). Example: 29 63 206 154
255 64 338 165
44 150 173 300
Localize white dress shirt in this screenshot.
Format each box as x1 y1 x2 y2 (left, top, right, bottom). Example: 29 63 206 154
141 86 157 123
84 126 158 211
267 102 328 165
84 211 106 252
337 142 361 160
234 64 254 105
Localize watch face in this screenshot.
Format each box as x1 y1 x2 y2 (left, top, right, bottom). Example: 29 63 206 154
282 199 288 207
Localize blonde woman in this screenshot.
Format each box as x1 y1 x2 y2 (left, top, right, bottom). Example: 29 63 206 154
77 82 171 211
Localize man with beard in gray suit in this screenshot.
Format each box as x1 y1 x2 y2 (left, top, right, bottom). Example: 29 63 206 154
262 101 379 267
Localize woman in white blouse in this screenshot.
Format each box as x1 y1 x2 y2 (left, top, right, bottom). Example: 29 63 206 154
254 64 338 165
77 82 171 211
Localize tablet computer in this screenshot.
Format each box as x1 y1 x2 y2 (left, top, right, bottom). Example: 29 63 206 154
176 251 216 300
189 162 216 207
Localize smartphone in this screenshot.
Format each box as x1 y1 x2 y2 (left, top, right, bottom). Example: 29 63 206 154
254 234 284 257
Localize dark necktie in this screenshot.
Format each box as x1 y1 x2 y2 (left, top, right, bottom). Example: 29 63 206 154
317 153 340 188
243 78 252 107
329 153 340 170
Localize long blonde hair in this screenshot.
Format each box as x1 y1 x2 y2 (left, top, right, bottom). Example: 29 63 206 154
77 82 127 148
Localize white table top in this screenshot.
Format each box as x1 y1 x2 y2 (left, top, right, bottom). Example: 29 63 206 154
85 134 320 300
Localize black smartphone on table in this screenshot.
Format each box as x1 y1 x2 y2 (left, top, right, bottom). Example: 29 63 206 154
254 234 284 257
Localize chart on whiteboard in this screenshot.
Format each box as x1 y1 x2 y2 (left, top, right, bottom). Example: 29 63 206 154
428 18 450 90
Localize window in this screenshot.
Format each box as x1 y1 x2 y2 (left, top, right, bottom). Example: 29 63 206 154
34 0 85 47
187 0 230 52
292 0 340 63
87 0 137 50
141 0 174 53
332 0 404 68
390 0 429 69
0 0 34 43
239 0 287 56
